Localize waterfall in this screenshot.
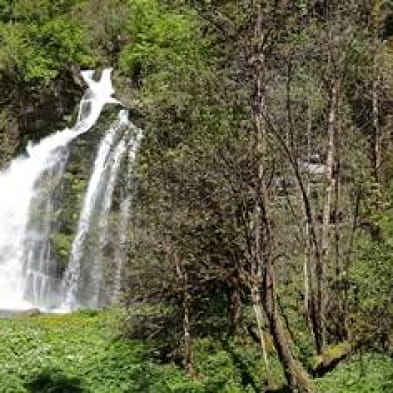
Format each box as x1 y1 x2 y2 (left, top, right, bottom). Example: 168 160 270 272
21 146 70 309
112 125 143 303
62 114 130 309
91 135 128 307
0 68 121 311
61 119 144 311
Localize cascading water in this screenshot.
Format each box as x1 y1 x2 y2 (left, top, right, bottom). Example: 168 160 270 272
112 125 143 303
0 68 130 311
21 146 70 309
90 135 128 306
61 119 142 310
62 112 130 309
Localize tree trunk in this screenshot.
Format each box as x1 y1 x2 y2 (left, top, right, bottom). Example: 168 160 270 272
333 157 346 340
249 3 313 391
304 99 313 330
175 255 195 377
372 0 382 184
228 279 242 335
372 77 380 182
263 264 314 393
317 79 339 353
183 286 194 378
251 285 271 379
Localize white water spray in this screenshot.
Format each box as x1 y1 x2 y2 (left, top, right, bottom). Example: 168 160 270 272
62 111 130 310
112 125 143 303
0 68 120 311
90 135 128 307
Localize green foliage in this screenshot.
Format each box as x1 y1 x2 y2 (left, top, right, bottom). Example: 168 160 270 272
2 0 393 391
0 311 151 393
118 0 220 148
1 310 392 392
312 342 351 372
349 208 393 345
119 0 204 77
0 311 274 393
316 353 393 393
11 0 86 23
51 232 72 264
0 0 92 83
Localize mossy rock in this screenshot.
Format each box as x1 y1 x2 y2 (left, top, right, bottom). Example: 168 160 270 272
313 342 352 375
51 232 73 264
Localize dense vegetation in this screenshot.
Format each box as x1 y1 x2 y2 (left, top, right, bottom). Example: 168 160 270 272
0 311 392 393
2 0 393 392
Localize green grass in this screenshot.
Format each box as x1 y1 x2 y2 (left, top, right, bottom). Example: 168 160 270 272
316 353 393 393
0 310 392 392
0 309 166 393
0 309 267 393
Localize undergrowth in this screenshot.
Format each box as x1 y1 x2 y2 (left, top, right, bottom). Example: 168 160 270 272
0 310 391 392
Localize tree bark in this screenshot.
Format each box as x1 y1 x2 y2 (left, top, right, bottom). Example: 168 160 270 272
262 264 313 393
304 99 313 329
228 279 242 335
317 79 339 353
251 285 271 379
175 255 195 378
183 287 194 378
249 3 313 391
371 0 382 184
372 77 381 182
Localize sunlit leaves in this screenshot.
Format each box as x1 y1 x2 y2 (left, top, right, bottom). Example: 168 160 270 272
0 0 92 83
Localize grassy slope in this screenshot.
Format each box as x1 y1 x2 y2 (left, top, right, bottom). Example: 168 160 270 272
0 310 167 393
0 310 392 393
